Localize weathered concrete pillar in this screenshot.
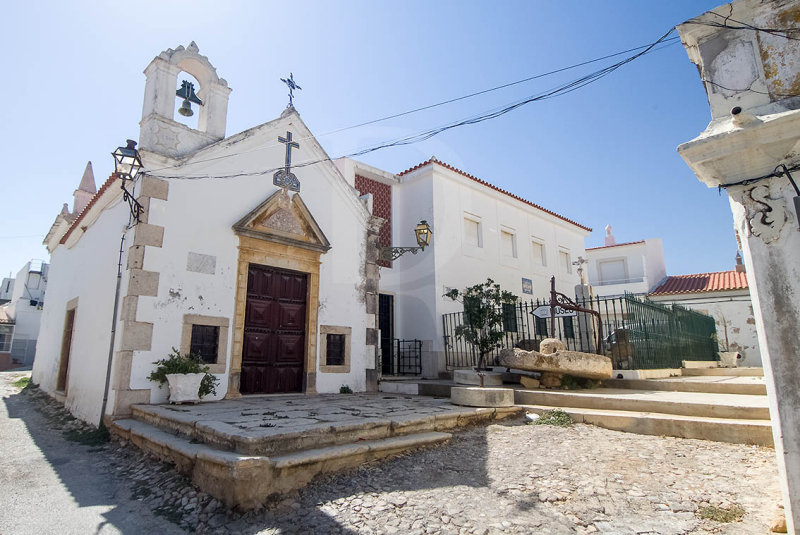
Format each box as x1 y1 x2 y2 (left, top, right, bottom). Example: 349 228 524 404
678 2 800 531
574 284 597 354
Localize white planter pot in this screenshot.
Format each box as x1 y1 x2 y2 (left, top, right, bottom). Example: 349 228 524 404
166 373 206 403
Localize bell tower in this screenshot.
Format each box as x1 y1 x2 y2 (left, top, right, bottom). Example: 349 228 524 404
139 42 232 158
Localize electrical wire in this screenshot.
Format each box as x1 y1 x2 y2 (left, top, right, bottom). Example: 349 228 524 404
701 79 800 99
145 34 681 175
684 6 800 41
147 28 678 181
718 163 800 192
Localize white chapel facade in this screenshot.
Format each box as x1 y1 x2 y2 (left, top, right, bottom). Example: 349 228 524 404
34 43 383 424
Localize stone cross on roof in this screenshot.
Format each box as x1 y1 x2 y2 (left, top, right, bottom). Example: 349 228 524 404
273 131 300 192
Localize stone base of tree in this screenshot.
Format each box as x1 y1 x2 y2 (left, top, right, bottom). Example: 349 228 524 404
450 386 515 408
453 370 504 386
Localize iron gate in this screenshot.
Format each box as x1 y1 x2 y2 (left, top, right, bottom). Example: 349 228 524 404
443 293 718 370
382 339 422 376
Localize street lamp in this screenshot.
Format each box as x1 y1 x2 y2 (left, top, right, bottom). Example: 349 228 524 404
379 220 433 262
112 139 145 224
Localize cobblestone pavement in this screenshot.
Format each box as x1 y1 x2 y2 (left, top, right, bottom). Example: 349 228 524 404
1 372 781 535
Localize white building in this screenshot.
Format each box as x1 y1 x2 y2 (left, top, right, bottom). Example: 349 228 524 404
336 157 590 378
0 259 49 368
649 265 761 367
34 43 382 425
585 226 666 296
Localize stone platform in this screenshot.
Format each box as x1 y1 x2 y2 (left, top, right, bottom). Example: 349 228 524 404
110 393 522 509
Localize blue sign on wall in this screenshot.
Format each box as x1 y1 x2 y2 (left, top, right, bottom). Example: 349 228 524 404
522 278 533 295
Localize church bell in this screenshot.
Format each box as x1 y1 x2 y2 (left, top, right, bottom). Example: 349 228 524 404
175 79 203 118
178 98 194 117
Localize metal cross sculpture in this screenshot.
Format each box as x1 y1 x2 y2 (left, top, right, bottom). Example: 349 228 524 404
273 131 301 191
572 256 589 285
280 73 302 108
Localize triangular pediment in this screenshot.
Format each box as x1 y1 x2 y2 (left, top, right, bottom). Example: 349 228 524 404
233 189 331 253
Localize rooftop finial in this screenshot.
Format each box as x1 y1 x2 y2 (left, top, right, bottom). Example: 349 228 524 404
604 224 616 246
280 73 302 108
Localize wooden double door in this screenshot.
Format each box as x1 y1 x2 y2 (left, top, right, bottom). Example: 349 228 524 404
241 264 307 394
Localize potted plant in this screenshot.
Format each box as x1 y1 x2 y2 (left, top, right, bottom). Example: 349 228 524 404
147 348 219 403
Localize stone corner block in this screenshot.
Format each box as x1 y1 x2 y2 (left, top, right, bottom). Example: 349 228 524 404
128 269 159 297
113 388 151 418
120 321 154 351
141 175 169 201
133 223 165 248
127 244 145 270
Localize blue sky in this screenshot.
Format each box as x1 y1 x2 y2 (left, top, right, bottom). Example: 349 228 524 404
0 0 732 281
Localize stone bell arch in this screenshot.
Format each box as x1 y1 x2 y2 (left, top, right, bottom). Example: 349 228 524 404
139 41 232 158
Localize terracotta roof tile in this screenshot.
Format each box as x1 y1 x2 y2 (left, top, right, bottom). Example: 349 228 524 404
649 270 749 296
586 240 645 251
398 158 592 232
60 173 119 245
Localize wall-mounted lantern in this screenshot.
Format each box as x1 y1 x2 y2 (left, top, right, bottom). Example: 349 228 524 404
379 220 433 262
112 139 145 224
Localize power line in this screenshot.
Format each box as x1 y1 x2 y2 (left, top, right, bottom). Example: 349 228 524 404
147 33 681 175
684 8 800 41
148 28 678 181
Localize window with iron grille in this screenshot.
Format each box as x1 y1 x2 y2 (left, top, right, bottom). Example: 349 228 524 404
326 333 346 366
535 316 548 337
190 325 219 364
0 325 13 352
502 303 518 332
563 316 575 339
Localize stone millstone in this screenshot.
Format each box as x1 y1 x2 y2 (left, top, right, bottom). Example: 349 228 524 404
498 341 612 380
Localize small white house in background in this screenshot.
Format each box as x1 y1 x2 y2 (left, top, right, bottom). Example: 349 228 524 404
335 157 591 378
34 42 381 425
0 277 14 303
0 259 49 368
585 225 666 296
649 263 761 367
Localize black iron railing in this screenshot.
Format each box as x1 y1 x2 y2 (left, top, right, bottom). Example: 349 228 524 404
443 293 718 370
382 339 423 376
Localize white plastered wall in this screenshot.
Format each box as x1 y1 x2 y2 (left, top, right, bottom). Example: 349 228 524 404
32 199 131 424
377 163 588 376
134 112 371 399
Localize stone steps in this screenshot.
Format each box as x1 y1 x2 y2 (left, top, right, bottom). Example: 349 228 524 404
111 418 451 510
681 367 764 377
604 377 767 396
513 388 769 420
112 395 524 509
131 403 519 457
520 405 773 446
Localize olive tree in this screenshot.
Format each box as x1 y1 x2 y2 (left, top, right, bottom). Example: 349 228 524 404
445 278 517 371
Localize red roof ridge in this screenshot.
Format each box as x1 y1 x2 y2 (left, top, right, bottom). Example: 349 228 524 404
650 270 749 296
60 173 119 245
398 158 592 232
586 240 645 251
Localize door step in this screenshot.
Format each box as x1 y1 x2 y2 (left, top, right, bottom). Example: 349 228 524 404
681 367 764 377
513 388 769 420
521 405 773 446
604 377 766 396
111 418 451 510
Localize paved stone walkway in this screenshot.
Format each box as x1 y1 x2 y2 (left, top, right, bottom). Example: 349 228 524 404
1 373 782 534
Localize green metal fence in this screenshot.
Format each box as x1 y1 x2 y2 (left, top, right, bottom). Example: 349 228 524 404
443 292 718 370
